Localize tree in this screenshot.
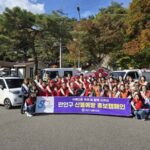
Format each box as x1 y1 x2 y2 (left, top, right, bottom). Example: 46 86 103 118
66 19 98 68
0 7 73 74
66 2 127 68
0 7 38 72
35 13 73 67
134 48 150 68
125 0 150 38
0 1 149 71
124 0 150 56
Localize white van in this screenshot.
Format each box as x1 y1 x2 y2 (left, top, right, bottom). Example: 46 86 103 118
110 69 150 81
42 68 81 80
0 77 23 109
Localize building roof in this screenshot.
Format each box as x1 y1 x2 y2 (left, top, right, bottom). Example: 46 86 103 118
0 77 23 79
14 62 34 67
0 61 15 68
0 60 45 68
14 61 45 68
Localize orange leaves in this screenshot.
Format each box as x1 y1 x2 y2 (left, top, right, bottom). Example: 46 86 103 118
73 20 94 32
125 0 150 37
66 40 79 62
123 39 140 55
141 0 150 13
67 40 79 54
140 27 150 49
124 0 150 55
124 26 150 55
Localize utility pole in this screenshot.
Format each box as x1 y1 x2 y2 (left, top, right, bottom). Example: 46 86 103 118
77 5 81 68
57 9 68 68
59 37 62 68
77 5 81 21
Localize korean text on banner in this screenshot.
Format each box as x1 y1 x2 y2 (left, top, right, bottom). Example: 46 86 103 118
36 96 131 116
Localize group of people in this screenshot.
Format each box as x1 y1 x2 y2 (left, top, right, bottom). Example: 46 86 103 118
21 72 150 119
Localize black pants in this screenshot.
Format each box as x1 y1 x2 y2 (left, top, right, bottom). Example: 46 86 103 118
20 96 28 114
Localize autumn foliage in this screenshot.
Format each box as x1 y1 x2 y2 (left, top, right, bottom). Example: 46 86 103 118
123 0 150 56
0 1 149 69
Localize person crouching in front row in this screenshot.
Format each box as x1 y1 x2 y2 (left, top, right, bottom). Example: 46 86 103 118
131 92 145 120
25 93 36 117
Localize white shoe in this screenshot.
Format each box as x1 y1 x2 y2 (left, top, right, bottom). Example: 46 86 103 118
26 112 33 117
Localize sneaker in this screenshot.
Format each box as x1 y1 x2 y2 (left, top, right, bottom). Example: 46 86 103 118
26 112 33 117
141 118 146 121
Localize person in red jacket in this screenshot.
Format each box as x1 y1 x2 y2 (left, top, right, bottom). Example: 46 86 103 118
67 82 75 96
25 93 36 117
131 92 145 120
57 82 69 96
85 83 94 96
46 82 54 96
74 77 80 90
38 81 47 96
52 86 58 96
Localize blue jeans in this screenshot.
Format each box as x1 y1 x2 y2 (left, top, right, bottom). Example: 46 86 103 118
134 110 145 119
27 105 35 114
143 109 150 120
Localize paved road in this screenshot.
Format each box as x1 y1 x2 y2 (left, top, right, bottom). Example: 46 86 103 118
0 106 149 150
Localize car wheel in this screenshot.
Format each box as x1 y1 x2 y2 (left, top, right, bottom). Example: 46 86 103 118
4 98 12 109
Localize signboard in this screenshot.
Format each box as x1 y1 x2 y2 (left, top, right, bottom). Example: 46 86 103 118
36 96 54 113
36 96 131 116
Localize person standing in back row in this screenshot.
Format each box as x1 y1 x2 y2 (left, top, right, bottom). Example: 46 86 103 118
21 78 30 114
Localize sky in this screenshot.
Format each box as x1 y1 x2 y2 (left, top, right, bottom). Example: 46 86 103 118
0 0 132 18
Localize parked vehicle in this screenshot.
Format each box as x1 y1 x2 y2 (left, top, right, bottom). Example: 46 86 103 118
0 68 18 77
41 68 82 80
0 77 23 109
110 69 150 81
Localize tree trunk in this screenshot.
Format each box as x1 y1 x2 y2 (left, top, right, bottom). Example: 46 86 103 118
23 48 28 62
31 44 38 76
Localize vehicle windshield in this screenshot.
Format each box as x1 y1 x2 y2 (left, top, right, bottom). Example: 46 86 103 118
6 79 23 89
110 72 126 78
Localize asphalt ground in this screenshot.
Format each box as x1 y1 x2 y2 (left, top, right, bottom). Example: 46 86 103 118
0 106 149 150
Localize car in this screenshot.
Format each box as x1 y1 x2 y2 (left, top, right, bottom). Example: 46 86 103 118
110 69 150 81
0 77 23 109
0 68 18 77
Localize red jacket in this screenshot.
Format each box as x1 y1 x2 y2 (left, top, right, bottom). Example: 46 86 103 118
85 88 93 96
38 87 47 96
74 81 80 90
26 97 35 106
46 86 54 96
52 90 58 96
132 99 143 110
57 88 69 96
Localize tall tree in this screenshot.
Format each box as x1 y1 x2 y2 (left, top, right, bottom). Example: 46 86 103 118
36 13 73 67
0 7 38 73
0 7 73 74
67 2 127 68
124 0 150 55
